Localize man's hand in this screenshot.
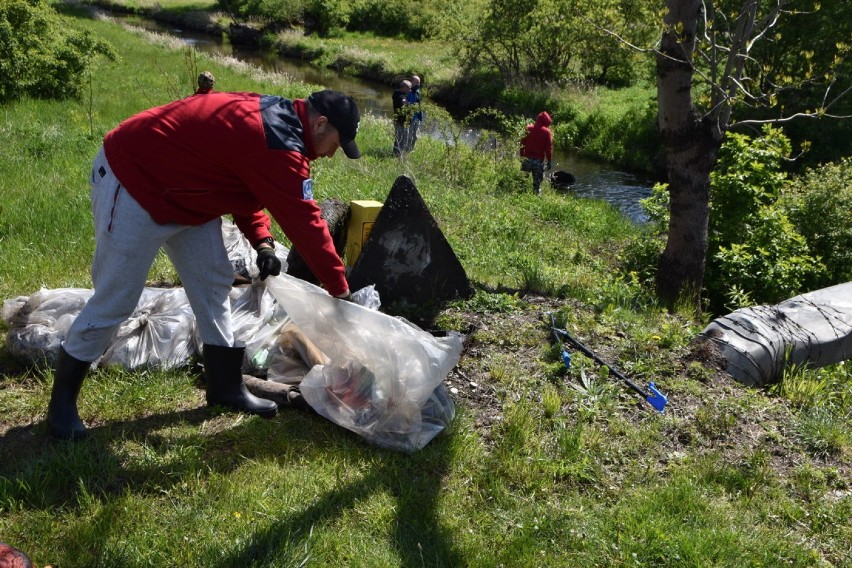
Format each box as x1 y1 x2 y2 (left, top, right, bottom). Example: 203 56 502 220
256 247 281 280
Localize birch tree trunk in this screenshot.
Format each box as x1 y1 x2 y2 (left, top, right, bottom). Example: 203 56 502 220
655 0 724 308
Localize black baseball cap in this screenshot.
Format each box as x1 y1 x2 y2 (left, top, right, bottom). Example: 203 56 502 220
307 90 361 159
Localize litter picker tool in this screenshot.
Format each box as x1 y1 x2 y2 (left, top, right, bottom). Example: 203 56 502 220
550 319 572 370
548 313 668 413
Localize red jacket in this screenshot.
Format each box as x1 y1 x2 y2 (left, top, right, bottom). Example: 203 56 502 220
103 92 347 296
520 111 553 161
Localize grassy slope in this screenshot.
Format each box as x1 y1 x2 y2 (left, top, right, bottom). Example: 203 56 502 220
0 8 849 568
82 0 662 172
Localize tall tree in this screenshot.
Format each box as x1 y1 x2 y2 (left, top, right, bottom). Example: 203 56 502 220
654 0 850 308
459 0 657 85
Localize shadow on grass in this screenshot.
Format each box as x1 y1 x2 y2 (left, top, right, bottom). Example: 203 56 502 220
207 443 461 567
0 399 462 567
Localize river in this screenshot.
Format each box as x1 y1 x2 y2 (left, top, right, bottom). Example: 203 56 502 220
117 15 655 224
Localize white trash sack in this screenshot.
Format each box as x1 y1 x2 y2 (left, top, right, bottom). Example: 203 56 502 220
2 287 198 369
100 287 198 370
2 288 94 366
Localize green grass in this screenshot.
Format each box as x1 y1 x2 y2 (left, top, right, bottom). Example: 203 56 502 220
271 29 459 86
79 0 662 170
1 8 850 568
88 0 220 13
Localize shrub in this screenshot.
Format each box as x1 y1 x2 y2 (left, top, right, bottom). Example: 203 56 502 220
571 94 658 171
710 127 789 238
269 0 304 26
0 0 115 103
781 158 852 288
712 206 823 310
348 0 412 37
630 128 828 313
704 126 825 312
302 0 444 39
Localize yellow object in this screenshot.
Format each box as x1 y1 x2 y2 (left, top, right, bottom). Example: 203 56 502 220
346 200 383 265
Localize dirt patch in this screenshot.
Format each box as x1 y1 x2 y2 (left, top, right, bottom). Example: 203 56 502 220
689 330 730 373
438 295 564 443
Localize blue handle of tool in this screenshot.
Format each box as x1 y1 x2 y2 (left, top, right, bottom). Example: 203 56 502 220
645 382 668 413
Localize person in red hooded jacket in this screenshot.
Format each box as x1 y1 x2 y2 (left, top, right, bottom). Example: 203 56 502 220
519 111 554 195
46 88 362 440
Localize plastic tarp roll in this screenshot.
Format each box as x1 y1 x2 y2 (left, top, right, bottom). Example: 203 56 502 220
697 282 852 386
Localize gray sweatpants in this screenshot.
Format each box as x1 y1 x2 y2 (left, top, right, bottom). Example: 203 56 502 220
393 122 409 156
63 147 236 362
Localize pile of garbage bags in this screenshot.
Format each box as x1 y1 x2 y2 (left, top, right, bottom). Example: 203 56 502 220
1 220 461 453
2 286 197 370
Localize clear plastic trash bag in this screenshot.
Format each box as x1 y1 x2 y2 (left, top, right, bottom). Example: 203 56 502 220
100 287 198 370
2 287 198 370
265 323 331 385
351 284 381 311
228 281 298 376
221 217 289 280
2 288 94 365
263 274 462 453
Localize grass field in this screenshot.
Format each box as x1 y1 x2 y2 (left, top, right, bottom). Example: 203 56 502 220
0 6 850 567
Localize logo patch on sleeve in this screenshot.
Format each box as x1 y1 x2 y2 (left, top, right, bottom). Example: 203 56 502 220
302 178 314 200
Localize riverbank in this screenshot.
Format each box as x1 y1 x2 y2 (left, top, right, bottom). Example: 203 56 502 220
69 0 468 109
69 0 664 175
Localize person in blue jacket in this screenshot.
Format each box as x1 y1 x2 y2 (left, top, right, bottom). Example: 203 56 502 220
392 79 411 156
405 75 424 152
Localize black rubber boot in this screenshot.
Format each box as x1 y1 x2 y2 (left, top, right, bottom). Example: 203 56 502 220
203 344 278 418
46 346 90 440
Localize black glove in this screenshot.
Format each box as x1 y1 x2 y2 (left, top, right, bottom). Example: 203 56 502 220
256 247 281 280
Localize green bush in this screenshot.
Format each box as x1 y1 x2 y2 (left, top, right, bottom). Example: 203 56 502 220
712 206 822 310
219 0 304 24
0 0 115 103
267 0 304 25
782 158 852 288
630 128 830 313
348 0 412 37
706 127 824 312
301 0 445 38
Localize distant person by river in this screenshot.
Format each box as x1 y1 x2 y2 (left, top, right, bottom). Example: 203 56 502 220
520 111 554 195
406 75 424 152
392 79 411 157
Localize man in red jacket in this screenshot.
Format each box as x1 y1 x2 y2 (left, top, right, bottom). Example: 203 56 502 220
47 89 361 440
520 111 554 195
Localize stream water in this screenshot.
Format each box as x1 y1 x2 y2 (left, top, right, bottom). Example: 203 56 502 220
119 16 655 223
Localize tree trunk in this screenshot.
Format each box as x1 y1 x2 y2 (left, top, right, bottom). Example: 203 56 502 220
655 0 723 308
